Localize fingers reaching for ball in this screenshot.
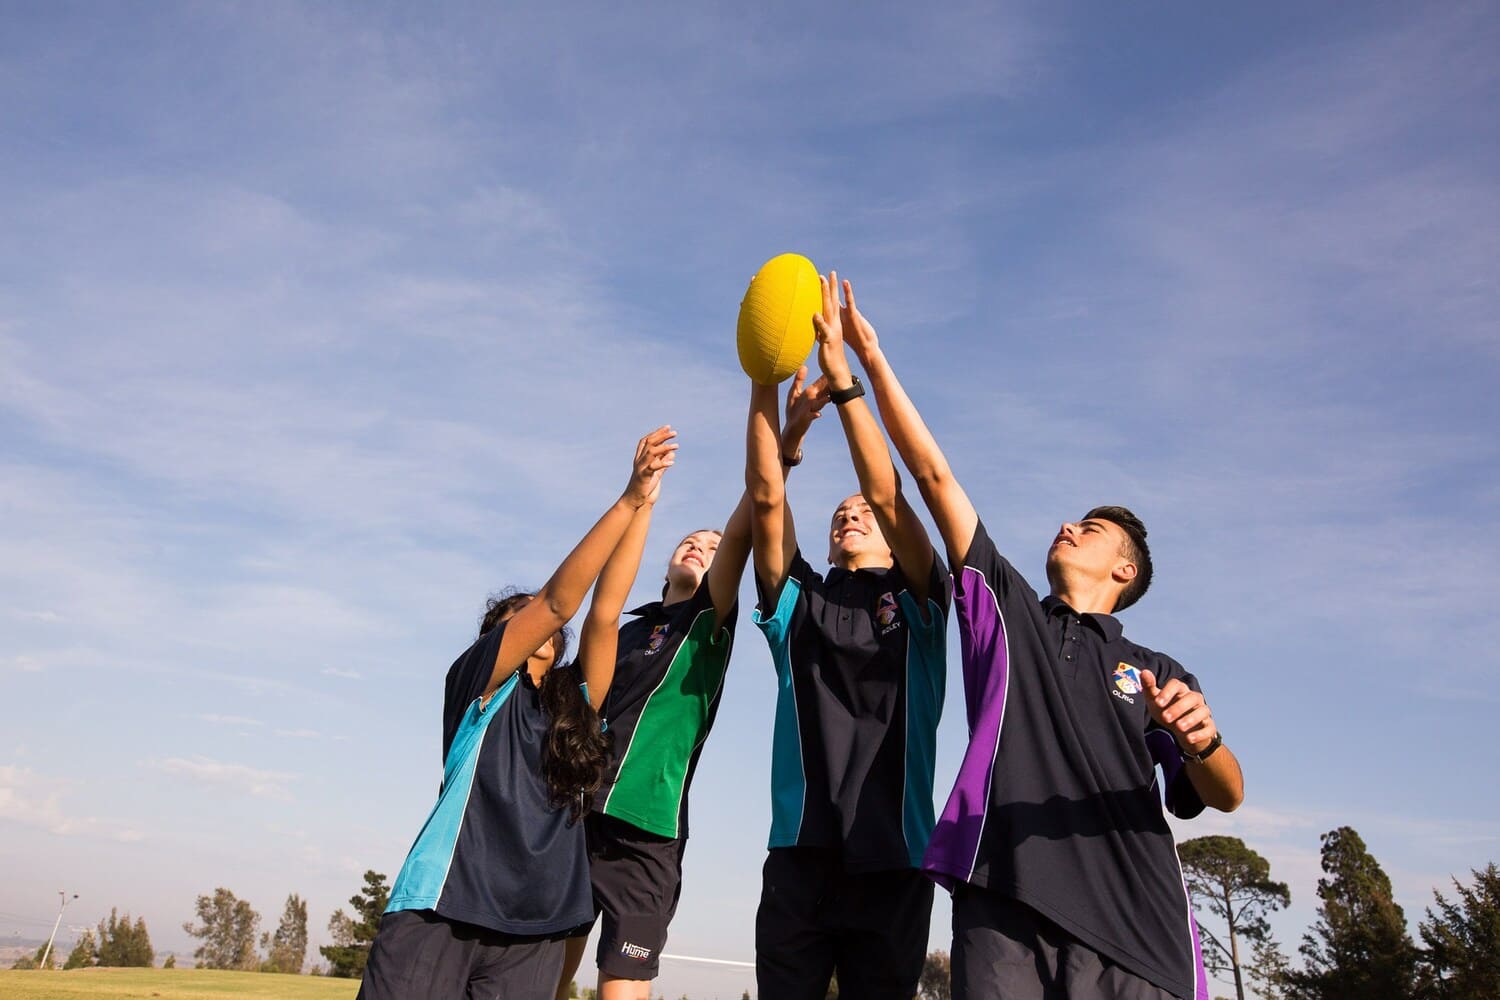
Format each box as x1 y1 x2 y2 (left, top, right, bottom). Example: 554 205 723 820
626 425 678 508
840 278 880 361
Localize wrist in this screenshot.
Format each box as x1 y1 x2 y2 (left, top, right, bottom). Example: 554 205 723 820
1178 731 1223 764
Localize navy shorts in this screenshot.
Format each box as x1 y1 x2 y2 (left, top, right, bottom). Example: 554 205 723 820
952 886 1179 1000
584 812 687 980
358 909 566 1000
755 846 933 1000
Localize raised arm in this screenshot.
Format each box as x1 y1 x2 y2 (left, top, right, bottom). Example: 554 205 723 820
576 485 659 709
814 273 935 599
489 426 677 700
842 278 979 570
746 379 798 599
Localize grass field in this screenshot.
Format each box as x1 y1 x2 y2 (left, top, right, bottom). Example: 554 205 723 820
0 968 360 999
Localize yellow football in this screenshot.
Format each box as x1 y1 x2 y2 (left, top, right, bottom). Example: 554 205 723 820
737 253 820 385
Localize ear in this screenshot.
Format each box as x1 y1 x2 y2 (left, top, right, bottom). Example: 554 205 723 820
1111 560 1138 586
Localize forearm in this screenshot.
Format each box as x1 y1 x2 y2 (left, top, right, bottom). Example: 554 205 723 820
747 382 792 589
746 383 786 509
858 345 952 486
537 496 641 625
836 397 899 512
1185 746 1244 812
590 503 653 621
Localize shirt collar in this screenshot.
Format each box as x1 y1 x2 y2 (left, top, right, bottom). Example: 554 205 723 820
626 600 664 618
1042 595 1124 642
825 562 892 585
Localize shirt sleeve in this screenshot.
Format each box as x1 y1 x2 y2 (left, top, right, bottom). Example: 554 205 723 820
441 623 506 761
692 572 737 640
898 549 951 642
1144 652 1207 820
752 550 813 651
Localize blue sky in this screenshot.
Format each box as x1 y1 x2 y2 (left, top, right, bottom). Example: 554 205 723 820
2 2 1496 996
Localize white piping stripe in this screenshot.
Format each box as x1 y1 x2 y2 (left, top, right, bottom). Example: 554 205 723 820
965 566 1010 885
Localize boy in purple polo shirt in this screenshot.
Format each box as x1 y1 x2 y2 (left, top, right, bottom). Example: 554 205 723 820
837 277 1244 1000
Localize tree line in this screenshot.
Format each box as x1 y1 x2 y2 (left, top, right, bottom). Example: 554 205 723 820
1178 826 1498 1000
16 841 1494 996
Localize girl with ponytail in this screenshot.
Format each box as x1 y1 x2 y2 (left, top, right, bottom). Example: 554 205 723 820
360 427 677 1000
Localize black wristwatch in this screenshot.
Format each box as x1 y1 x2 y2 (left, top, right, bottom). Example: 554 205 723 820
829 375 865 406
1179 732 1223 764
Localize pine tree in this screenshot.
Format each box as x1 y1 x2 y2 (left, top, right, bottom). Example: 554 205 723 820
183 887 261 970
1283 826 1416 999
1416 862 1500 998
64 928 98 969
319 870 389 978
1178 835 1291 1000
95 909 154 967
260 893 308 974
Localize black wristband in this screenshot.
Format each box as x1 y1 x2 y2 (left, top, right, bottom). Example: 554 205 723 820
828 375 865 406
781 449 803 467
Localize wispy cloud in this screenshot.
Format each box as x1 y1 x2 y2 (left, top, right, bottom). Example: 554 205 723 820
151 756 297 800
0 765 144 843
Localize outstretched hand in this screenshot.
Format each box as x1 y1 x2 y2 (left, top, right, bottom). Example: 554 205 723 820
784 365 831 436
625 426 677 508
1140 670 1218 757
811 271 854 387
840 278 881 361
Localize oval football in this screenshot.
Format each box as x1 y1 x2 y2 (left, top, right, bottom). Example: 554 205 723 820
736 253 819 385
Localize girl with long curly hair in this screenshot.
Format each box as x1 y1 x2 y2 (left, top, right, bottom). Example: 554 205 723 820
359 427 677 1000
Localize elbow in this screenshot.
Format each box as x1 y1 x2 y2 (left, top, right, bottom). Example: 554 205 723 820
911 462 954 496
539 591 573 631
746 476 783 514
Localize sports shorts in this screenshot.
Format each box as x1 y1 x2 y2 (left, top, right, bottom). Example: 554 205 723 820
755 846 933 1000
951 885 1180 1000
582 812 687 980
358 909 566 1000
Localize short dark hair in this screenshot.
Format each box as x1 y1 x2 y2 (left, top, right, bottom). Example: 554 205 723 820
1084 506 1152 611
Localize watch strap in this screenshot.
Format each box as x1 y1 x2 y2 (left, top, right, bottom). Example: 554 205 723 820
829 375 865 406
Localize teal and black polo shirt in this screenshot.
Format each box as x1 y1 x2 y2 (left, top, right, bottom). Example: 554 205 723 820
754 550 950 872
594 577 737 840
385 621 593 937
922 521 1209 1000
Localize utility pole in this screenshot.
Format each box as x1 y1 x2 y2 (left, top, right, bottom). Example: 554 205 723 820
39 891 77 969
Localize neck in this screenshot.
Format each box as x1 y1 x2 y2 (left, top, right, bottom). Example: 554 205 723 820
663 580 696 605
833 551 892 573
1050 582 1119 616
526 659 548 687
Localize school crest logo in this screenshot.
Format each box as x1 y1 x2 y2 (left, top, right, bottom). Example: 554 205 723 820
1113 662 1142 696
876 592 901 632
644 624 670 655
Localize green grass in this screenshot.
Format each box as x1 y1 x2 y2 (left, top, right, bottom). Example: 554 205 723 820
0 968 360 999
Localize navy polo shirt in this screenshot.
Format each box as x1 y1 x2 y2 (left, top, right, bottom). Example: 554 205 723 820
755 549 950 872
594 576 737 839
923 521 1209 1000
386 621 594 936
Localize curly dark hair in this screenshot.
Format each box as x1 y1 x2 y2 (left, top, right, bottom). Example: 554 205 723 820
478 588 607 824
539 661 611 823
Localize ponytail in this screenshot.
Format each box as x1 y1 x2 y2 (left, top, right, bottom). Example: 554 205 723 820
539 662 611 823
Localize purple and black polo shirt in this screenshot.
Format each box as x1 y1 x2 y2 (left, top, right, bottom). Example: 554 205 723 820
923 521 1211 1000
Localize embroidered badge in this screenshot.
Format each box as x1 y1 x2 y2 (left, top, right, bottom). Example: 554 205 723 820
876 591 899 628
644 624 669 655
1113 662 1142 695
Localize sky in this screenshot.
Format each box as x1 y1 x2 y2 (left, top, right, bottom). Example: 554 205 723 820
1 1 1496 996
